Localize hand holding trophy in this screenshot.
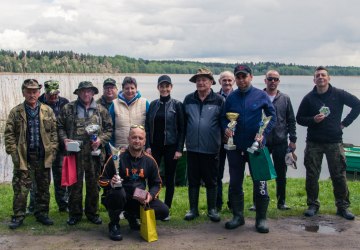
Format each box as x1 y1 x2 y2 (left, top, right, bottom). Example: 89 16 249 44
85 124 101 156
224 112 239 150
247 112 272 154
109 143 123 188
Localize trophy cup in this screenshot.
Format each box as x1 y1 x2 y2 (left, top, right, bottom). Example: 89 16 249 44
247 112 272 154
85 124 101 156
109 143 123 188
224 112 239 150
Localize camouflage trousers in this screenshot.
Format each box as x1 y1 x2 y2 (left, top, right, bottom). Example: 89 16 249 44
28 151 68 211
12 159 50 219
304 142 350 209
68 146 101 220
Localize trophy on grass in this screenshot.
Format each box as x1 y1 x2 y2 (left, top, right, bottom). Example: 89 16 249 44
224 112 239 150
85 124 101 156
247 112 272 154
109 143 123 188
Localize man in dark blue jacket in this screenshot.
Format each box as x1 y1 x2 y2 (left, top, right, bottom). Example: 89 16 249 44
222 64 276 233
296 66 360 220
183 68 224 223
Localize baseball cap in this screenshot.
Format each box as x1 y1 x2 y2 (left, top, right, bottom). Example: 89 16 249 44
234 64 252 76
103 78 117 87
158 75 172 85
44 80 60 95
22 79 42 90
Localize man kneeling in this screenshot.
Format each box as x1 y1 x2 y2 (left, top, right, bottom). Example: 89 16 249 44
100 125 169 241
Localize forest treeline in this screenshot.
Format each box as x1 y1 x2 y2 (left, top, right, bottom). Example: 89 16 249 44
1 49 360 75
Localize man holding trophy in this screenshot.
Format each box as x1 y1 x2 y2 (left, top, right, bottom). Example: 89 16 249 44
222 64 276 233
58 81 113 226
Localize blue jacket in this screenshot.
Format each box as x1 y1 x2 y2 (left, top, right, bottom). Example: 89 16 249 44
183 89 224 154
221 85 277 151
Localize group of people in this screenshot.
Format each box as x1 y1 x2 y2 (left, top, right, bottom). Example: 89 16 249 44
4 64 360 241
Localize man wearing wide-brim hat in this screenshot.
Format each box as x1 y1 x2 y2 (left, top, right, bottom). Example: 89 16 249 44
5 79 58 229
183 68 225 223
58 81 113 226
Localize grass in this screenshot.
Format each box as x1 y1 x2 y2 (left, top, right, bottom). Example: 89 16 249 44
0 176 359 234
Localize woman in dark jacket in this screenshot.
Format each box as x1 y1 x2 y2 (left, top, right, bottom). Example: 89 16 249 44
145 75 185 217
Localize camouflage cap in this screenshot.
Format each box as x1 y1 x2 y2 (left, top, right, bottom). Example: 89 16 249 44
44 80 60 95
189 68 216 85
22 79 42 90
73 81 99 95
103 78 117 87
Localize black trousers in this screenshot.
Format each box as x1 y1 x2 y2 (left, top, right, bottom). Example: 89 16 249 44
150 144 178 208
105 188 169 220
187 151 219 188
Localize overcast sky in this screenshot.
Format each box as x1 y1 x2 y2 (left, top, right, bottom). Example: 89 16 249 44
0 0 359 66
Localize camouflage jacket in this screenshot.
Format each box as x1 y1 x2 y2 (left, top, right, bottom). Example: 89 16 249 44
4 102 58 170
57 99 113 148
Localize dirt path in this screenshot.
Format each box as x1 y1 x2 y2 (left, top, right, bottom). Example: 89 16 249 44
1 215 359 250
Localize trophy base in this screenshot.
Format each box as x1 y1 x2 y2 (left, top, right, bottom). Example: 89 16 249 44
224 144 236 150
113 182 122 188
247 147 257 154
91 149 101 156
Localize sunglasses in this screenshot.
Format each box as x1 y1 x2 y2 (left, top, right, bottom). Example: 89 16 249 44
266 77 279 82
130 124 145 130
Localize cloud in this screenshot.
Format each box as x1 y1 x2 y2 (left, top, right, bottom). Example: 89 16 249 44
0 0 360 66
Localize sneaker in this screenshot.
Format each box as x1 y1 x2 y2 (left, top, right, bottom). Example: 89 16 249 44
304 206 318 217
36 215 54 226
161 215 171 221
277 204 291 210
336 209 355 220
88 216 102 225
249 205 256 211
9 217 24 229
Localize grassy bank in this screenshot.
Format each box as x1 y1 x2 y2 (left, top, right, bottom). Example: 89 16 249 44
0 177 359 234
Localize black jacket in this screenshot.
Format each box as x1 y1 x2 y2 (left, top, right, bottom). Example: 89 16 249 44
145 97 185 152
296 84 360 143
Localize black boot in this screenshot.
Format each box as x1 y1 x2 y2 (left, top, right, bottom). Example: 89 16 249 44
124 211 140 231
255 197 269 233
184 187 200 221
206 187 220 222
107 209 123 241
9 216 24 230
225 194 245 230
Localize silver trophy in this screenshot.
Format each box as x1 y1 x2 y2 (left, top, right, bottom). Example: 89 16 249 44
247 112 272 154
109 143 123 188
224 112 239 150
85 124 101 156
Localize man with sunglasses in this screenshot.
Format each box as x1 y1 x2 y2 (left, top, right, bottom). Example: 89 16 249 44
5 79 58 229
222 65 276 233
263 70 296 210
99 125 169 241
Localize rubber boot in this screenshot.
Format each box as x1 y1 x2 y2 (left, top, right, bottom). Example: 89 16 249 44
225 194 245 230
184 187 200 221
255 197 269 233
206 187 220 222
108 209 122 241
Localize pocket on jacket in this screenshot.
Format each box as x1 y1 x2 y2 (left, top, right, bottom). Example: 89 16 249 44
43 118 52 132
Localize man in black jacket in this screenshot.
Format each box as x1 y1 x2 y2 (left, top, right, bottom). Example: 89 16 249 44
296 66 360 220
100 125 169 241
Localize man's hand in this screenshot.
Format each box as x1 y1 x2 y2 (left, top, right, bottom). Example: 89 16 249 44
173 151 182 160
144 192 153 204
314 113 326 123
91 138 101 150
289 142 296 151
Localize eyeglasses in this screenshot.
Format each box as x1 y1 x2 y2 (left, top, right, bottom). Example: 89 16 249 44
266 77 279 82
130 124 145 130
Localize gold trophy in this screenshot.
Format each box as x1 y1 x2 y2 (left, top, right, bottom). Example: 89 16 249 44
247 112 272 154
109 143 123 188
224 112 239 150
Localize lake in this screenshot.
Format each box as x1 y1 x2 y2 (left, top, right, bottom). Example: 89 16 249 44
1 73 359 183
